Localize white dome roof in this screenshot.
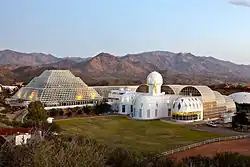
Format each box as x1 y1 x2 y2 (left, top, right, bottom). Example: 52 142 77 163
147 71 163 85
172 97 203 112
229 92 250 104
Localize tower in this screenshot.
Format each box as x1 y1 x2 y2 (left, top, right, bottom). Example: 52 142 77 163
146 71 163 96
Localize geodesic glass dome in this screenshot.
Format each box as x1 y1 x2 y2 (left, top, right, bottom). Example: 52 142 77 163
12 70 103 107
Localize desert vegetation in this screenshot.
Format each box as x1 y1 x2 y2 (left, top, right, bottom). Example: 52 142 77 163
47 103 112 118
1 135 250 167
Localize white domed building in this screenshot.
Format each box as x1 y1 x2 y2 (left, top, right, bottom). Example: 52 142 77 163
171 97 203 122
117 71 173 120
112 71 237 123
131 93 171 120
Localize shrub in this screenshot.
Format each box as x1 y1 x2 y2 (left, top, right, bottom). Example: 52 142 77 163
0 114 7 119
106 147 140 167
0 135 107 167
42 122 61 133
20 120 34 128
83 106 91 114
140 155 174 167
0 109 8 114
77 108 83 115
58 109 64 116
71 107 80 113
48 109 59 117
92 103 111 115
66 111 72 117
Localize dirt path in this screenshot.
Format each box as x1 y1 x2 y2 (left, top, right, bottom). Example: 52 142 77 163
168 138 250 161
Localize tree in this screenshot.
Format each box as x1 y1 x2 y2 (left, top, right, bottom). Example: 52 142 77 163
93 103 111 115
83 106 91 114
0 135 107 167
27 101 48 126
106 147 140 167
232 112 249 131
58 109 64 116
48 109 59 117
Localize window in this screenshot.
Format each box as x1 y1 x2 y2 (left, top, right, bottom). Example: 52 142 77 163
147 109 150 118
139 109 142 117
155 109 158 117
156 103 158 108
122 105 125 113
168 109 171 116
131 105 133 112
178 103 181 110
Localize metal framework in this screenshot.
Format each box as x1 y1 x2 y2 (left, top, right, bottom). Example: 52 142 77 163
12 70 103 107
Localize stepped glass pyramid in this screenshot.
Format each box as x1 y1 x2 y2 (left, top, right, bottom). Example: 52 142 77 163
13 70 103 107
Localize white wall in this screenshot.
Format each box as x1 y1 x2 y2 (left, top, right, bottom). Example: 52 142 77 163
15 134 31 145
132 95 172 120
118 93 136 115
44 104 94 110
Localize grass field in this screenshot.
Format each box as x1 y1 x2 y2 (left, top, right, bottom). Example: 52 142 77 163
57 116 223 153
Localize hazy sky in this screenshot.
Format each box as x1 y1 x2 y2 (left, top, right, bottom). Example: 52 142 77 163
0 0 250 64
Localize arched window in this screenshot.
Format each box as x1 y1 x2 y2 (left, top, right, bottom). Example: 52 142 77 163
147 109 150 118
180 87 202 96
161 86 175 94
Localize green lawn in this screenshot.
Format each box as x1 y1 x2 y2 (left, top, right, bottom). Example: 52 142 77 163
57 116 223 153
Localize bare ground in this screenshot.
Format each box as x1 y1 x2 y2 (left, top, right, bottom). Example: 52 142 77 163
168 138 250 161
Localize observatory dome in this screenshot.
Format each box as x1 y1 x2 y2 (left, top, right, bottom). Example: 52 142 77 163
147 71 163 85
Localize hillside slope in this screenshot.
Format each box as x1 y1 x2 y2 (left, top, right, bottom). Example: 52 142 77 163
0 50 249 85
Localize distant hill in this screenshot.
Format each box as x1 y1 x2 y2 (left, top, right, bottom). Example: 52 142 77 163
0 49 249 85
0 49 60 66
62 57 90 63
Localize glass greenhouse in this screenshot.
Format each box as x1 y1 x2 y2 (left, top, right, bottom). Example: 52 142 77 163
12 70 103 107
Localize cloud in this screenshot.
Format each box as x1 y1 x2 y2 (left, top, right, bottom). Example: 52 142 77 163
229 0 250 7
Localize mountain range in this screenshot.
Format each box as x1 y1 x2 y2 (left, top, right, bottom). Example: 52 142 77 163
0 49 249 86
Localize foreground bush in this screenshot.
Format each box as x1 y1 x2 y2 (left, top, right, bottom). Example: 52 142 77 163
0 135 107 167
1 135 250 167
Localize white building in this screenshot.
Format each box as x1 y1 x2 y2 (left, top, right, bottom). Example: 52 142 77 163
172 97 203 122
112 71 179 120
15 133 32 145
108 71 236 123
107 88 135 112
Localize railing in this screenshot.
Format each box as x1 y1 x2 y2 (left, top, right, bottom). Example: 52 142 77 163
161 134 250 156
